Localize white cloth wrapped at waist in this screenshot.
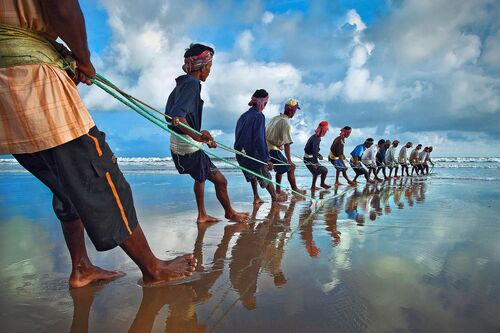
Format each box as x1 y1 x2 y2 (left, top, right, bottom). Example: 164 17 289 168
304 153 314 159
170 134 203 156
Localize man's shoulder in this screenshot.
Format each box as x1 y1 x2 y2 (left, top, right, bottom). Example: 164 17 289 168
176 75 200 91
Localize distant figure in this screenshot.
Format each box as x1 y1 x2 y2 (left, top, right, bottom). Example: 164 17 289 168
303 121 331 190
398 142 413 176
375 139 390 180
234 89 287 204
165 43 249 223
418 147 430 175
350 138 375 184
409 144 423 176
424 146 435 174
0 0 196 288
266 99 307 195
329 126 356 186
385 140 400 178
362 139 382 181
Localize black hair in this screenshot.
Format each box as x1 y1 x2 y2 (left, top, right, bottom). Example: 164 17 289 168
378 139 386 145
252 89 269 98
184 43 215 58
343 126 351 131
366 138 374 143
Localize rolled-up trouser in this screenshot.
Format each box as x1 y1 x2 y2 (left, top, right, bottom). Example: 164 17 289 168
13 126 138 251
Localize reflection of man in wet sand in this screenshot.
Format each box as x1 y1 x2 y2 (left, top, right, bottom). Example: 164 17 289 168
345 188 365 225
128 222 247 333
229 201 297 309
380 182 394 215
393 179 405 209
0 0 195 288
324 187 344 245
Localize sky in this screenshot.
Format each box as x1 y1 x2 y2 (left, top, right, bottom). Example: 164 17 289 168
76 0 500 157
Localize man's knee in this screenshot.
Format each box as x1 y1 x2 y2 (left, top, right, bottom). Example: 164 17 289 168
212 172 228 187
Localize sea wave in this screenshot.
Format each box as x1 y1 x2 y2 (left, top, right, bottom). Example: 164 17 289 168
1 156 499 171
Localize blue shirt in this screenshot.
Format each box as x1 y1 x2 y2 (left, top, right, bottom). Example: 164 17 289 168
351 143 366 159
165 75 204 135
234 106 270 170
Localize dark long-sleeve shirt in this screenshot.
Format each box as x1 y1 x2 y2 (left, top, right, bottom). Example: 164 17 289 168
304 134 322 164
234 106 270 170
165 75 204 135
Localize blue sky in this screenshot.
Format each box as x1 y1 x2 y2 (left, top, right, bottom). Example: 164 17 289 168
76 0 500 157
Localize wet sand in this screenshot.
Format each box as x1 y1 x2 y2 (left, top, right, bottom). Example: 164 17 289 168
1 168 500 332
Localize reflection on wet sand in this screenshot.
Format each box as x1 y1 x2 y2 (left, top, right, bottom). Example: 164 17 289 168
9 175 500 333
342 179 427 225
229 199 297 310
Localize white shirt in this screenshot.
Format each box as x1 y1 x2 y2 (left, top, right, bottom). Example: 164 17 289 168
362 146 377 167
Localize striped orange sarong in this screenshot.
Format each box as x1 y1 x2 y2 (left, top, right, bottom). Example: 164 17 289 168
0 0 94 155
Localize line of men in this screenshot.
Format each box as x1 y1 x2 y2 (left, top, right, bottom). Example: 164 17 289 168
229 87 434 204
327 135 434 186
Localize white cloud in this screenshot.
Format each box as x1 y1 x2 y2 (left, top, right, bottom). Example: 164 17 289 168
449 71 500 114
235 30 255 58
341 10 392 102
262 11 274 25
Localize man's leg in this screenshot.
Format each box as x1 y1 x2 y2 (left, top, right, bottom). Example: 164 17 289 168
311 173 320 190
251 179 263 204
342 170 355 185
62 219 124 288
287 170 307 194
320 169 331 189
208 171 249 223
120 225 196 285
275 173 284 193
335 169 341 185
53 128 196 286
194 181 220 223
266 183 287 202
13 152 123 288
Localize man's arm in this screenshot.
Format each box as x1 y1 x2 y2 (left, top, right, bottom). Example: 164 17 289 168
284 143 295 170
176 117 215 147
41 0 95 84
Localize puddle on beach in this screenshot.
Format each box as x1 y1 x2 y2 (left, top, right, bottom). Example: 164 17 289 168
1 174 500 332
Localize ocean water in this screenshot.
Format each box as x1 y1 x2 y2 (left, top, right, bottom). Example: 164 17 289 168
0 157 499 332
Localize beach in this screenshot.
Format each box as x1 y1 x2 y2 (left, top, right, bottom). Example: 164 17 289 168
0 157 499 332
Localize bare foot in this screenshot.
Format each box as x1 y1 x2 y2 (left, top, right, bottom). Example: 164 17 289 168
311 186 322 190
143 254 197 285
225 210 250 223
293 188 307 195
348 181 357 186
334 182 343 186
321 183 332 189
273 192 288 202
69 265 125 289
197 214 221 224
253 197 265 205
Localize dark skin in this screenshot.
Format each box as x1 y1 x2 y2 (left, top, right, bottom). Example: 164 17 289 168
333 130 355 186
41 0 196 287
175 63 249 223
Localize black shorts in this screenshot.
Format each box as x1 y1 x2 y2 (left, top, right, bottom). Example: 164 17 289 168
304 157 328 176
13 126 138 251
171 150 218 183
242 166 272 188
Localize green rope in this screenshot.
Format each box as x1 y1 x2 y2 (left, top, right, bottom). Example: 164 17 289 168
90 76 316 202
94 74 290 168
